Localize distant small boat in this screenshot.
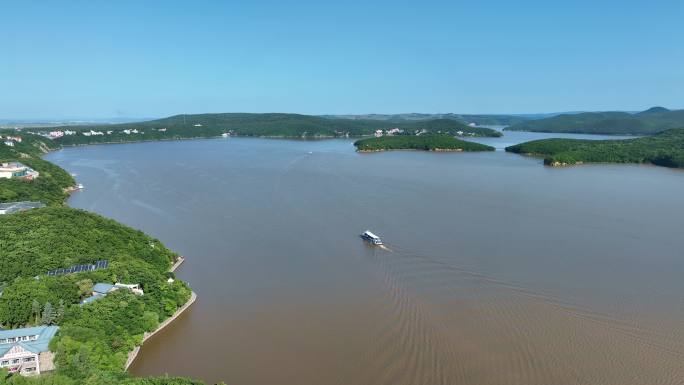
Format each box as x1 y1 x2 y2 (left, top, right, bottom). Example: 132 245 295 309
77 183 84 189
360 230 383 245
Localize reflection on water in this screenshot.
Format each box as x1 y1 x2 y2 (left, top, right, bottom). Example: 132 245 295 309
46 133 684 385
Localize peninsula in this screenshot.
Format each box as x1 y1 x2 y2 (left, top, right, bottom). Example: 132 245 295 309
505 107 684 135
354 134 495 152
505 128 684 168
0 133 203 385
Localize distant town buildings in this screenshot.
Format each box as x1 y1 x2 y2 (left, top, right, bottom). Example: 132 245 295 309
5 136 22 143
0 162 39 180
1 135 22 146
0 326 59 376
81 130 104 137
46 130 75 139
0 201 45 215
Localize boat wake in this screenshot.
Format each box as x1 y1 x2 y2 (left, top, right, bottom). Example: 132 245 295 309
346 242 684 385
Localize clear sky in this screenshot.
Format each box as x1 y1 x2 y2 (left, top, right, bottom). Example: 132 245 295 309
1 0 683 119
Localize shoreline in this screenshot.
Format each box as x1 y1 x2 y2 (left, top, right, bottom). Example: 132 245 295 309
56 133 367 148
124 291 197 371
170 255 185 273
46 145 197 376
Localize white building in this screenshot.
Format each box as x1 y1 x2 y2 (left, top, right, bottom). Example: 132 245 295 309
0 162 39 180
374 129 383 137
3 141 14 147
5 136 22 143
0 326 58 376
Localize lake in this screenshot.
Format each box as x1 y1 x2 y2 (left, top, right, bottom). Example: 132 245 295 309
46 132 684 385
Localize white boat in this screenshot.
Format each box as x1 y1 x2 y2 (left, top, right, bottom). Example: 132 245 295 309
360 230 383 245
77 183 84 189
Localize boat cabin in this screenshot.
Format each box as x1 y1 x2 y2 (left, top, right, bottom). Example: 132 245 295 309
360 230 383 245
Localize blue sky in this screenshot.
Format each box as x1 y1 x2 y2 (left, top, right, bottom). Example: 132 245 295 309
1 0 683 119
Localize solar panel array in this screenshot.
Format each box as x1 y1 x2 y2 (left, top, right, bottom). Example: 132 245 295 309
46 260 109 276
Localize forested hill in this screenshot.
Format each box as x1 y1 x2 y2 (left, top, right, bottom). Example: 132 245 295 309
505 128 684 168
505 107 684 135
41 113 501 145
354 134 495 152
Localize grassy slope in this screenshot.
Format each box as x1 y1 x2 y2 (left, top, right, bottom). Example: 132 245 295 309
354 134 495 152
505 108 684 135
505 128 684 168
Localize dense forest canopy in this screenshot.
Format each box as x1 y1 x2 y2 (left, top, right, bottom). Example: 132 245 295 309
0 207 197 383
505 128 684 168
354 134 495 152
505 107 684 135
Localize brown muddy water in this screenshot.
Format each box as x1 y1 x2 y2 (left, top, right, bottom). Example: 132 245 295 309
46 134 684 385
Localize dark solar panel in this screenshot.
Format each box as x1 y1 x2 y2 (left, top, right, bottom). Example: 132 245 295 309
44 259 109 277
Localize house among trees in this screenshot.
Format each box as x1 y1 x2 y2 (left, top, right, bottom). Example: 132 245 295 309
0 325 58 376
0 162 40 180
81 282 144 305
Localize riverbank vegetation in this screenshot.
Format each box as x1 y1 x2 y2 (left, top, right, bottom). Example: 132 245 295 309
505 107 684 135
505 128 684 168
0 132 75 205
33 113 501 146
354 134 495 152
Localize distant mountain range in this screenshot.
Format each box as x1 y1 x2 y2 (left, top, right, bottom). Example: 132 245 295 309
505 107 684 135
321 113 541 126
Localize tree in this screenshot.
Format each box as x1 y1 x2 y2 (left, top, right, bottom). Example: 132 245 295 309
41 301 54 325
31 299 41 324
56 299 66 323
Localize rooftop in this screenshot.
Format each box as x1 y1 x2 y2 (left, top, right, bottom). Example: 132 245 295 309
0 325 59 355
92 283 115 294
0 162 27 170
0 201 46 215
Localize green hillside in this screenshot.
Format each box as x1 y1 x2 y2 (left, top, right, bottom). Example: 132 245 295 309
505 128 684 168
354 134 495 152
505 107 684 135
